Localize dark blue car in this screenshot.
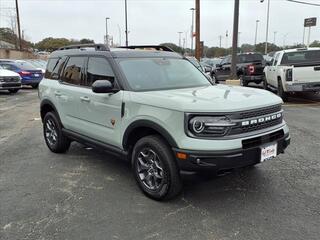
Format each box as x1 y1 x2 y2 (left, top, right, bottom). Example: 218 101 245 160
0 60 43 88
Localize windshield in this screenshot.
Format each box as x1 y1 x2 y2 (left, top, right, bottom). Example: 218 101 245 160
187 57 201 68
281 50 320 65
118 58 211 91
238 54 263 63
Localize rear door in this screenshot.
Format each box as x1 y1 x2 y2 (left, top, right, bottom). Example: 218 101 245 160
76 56 123 147
57 56 87 131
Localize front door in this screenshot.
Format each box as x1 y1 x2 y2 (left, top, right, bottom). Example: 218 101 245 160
76 57 123 148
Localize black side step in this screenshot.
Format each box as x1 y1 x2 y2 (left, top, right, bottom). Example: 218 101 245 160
62 128 128 158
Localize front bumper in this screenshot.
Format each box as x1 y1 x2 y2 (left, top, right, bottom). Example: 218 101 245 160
0 82 22 90
285 82 320 92
242 75 263 83
173 130 290 172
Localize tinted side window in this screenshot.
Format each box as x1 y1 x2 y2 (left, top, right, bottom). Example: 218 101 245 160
45 57 67 80
0 63 16 71
61 57 85 85
86 57 115 86
45 58 58 79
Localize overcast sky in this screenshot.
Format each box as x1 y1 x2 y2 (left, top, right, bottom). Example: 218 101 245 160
1 0 320 47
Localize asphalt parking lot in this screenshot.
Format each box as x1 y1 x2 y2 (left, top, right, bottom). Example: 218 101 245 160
1 88 320 240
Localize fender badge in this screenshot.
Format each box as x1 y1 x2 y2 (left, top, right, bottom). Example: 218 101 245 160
111 118 116 126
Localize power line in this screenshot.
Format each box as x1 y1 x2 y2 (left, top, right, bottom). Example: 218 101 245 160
286 0 320 7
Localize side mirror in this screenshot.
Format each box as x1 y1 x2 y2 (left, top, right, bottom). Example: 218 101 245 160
92 80 117 93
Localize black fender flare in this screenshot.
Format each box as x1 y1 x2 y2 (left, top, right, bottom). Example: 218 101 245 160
122 120 178 149
40 99 62 124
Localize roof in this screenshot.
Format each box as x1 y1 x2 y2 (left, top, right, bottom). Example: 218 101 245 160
49 44 182 59
280 47 320 53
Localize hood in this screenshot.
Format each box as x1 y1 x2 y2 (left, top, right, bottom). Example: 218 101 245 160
130 85 283 112
0 69 20 77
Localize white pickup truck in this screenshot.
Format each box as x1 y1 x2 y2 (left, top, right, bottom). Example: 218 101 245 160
264 48 320 101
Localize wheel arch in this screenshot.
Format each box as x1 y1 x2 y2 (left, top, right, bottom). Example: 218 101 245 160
122 120 178 151
40 99 62 124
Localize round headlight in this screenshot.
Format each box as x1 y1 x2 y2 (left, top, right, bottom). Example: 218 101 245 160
192 119 204 133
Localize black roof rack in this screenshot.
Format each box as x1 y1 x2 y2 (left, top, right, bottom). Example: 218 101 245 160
118 45 174 52
58 44 109 51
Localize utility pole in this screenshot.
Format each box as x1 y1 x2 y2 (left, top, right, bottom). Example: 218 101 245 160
105 17 110 47
124 0 128 46
218 35 222 48
15 0 22 50
195 0 201 60
190 7 195 55
230 0 239 80
254 20 259 47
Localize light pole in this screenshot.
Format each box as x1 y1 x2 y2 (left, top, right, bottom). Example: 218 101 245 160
178 31 183 48
125 0 128 46
254 20 260 46
190 7 195 55
105 17 110 47
260 0 270 54
273 31 277 45
117 24 122 46
230 0 240 79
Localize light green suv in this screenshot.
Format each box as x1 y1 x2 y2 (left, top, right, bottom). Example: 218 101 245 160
39 44 290 200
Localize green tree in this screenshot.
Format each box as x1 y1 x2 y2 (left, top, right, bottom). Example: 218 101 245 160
255 42 281 54
310 40 320 47
35 37 71 51
0 27 32 50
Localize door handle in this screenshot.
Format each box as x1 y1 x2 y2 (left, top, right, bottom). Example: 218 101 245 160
54 91 61 97
80 96 90 102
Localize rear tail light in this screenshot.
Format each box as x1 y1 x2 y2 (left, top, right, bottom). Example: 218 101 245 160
19 71 32 76
248 65 255 75
286 69 293 81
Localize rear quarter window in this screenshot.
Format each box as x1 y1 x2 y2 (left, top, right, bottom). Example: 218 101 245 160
45 57 66 80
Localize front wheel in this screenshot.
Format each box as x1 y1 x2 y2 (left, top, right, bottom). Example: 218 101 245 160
132 135 182 200
43 112 71 153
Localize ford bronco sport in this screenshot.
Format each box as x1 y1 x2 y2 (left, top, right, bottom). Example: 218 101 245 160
39 44 290 200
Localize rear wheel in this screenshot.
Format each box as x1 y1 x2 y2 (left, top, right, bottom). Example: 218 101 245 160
31 84 39 89
43 112 70 153
8 89 19 93
132 135 182 200
277 79 288 102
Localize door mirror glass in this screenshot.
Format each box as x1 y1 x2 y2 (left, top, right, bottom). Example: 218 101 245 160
92 80 116 93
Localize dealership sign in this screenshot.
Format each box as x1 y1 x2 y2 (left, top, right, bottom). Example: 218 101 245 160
304 17 317 27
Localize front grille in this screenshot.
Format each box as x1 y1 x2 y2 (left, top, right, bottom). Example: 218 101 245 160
228 105 283 136
0 76 20 82
236 105 282 119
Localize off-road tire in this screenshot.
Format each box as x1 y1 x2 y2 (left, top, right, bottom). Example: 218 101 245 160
132 135 182 201
43 112 70 153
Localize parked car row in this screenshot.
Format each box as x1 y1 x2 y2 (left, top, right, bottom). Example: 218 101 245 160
0 59 46 93
202 47 320 101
